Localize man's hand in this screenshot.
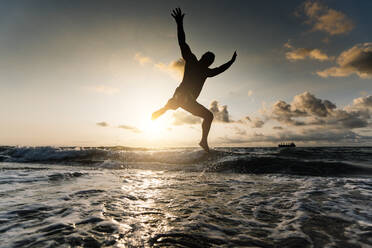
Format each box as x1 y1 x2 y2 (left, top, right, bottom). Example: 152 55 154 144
231 51 237 62
171 8 185 24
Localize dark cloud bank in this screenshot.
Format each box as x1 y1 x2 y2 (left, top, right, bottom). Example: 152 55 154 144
228 92 372 145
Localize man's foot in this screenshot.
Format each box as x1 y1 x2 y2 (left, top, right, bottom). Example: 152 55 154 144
151 108 166 120
199 140 210 153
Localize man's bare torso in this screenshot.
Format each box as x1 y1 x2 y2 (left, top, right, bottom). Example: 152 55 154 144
178 58 208 100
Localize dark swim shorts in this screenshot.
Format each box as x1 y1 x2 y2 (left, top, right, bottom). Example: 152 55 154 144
166 86 195 109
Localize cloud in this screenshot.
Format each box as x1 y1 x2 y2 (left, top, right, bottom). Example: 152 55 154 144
90 85 120 95
292 91 337 117
134 52 185 79
269 91 336 126
284 41 293 49
134 53 152 65
233 126 247 135
317 43 372 79
171 110 201 126
266 92 370 129
353 95 372 109
273 126 283 130
244 116 265 128
154 58 185 78
96 121 109 127
210 101 231 123
97 122 142 133
284 42 332 62
286 48 332 61
329 109 369 129
299 0 354 36
270 100 307 126
118 125 142 133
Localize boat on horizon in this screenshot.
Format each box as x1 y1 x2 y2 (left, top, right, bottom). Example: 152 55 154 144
278 142 296 148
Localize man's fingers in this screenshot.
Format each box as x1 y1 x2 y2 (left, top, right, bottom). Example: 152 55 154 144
171 8 184 19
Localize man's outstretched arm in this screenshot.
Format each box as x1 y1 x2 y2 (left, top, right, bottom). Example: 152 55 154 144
171 8 196 62
207 51 237 77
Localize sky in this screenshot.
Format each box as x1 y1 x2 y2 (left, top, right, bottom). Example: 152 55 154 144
0 0 372 147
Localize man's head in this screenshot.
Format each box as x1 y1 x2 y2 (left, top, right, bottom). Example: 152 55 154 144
200 51 215 67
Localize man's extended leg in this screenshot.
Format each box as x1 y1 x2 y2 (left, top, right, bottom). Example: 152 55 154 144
151 98 179 120
181 101 214 152
151 107 167 120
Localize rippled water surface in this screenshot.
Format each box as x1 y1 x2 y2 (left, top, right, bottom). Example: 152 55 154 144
1 147 372 247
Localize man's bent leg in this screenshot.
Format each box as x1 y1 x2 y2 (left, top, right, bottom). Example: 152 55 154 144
181 101 214 152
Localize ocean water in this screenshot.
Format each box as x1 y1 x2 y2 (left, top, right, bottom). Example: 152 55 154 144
0 146 372 247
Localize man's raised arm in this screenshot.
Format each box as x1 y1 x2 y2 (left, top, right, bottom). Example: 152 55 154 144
207 51 237 77
171 8 196 62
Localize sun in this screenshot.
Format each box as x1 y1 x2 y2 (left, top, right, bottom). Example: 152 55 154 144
140 116 169 139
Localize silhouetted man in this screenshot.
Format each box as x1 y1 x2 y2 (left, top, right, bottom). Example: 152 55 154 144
152 8 237 152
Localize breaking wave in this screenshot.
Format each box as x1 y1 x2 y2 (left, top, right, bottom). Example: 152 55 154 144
1 146 372 176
